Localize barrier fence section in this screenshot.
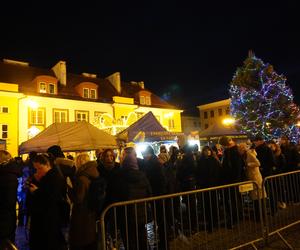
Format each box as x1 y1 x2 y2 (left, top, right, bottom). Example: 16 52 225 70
262 170 300 249
99 181 264 250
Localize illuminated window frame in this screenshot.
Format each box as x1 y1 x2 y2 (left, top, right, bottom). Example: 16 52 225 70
83 88 89 98
140 96 145 105
0 124 8 139
49 83 56 94
90 89 97 99
0 106 9 113
53 109 68 123
39 82 47 93
75 110 89 122
28 107 46 126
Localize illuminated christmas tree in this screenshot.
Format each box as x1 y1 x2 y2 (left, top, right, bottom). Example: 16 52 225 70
230 51 300 142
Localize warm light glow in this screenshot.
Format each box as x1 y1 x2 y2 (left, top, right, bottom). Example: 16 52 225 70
164 112 174 119
188 139 200 148
28 126 40 138
27 99 39 109
297 121 300 127
222 118 235 126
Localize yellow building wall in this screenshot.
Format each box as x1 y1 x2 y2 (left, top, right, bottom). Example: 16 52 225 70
18 96 114 144
0 91 20 157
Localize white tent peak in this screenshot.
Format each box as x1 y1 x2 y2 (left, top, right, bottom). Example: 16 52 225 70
19 121 117 154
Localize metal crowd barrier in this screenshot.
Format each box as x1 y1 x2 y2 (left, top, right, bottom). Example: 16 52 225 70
262 170 300 249
98 181 264 250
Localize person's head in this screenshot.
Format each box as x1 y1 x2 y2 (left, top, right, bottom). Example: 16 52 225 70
201 146 212 158
32 154 52 181
160 145 167 154
280 135 289 146
0 150 12 165
219 136 234 148
101 149 115 170
142 145 155 161
251 135 264 147
238 143 248 156
75 153 90 169
192 144 199 153
29 151 38 161
47 145 65 159
121 148 139 170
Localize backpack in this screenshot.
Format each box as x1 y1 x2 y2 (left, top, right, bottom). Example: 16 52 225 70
84 175 107 216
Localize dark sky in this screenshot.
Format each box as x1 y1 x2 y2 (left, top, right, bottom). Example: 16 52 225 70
1 2 299 114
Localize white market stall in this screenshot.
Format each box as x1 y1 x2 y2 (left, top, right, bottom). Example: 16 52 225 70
19 121 118 154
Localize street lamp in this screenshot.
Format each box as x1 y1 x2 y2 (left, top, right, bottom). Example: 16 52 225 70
222 118 235 126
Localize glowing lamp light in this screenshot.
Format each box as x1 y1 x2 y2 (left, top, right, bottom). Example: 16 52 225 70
222 118 235 126
297 121 300 127
28 126 40 138
164 112 174 119
27 99 39 109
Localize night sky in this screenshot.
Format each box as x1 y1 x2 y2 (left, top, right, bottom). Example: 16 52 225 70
1 2 299 114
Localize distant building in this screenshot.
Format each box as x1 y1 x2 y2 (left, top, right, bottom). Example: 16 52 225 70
197 99 231 131
0 59 183 156
181 114 201 147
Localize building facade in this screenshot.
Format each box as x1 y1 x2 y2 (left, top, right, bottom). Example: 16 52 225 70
197 99 231 130
0 59 182 156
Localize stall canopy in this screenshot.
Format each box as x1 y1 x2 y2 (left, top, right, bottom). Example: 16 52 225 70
199 122 246 140
19 121 117 154
117 111 183 142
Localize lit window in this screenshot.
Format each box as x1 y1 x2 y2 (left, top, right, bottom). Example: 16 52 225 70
0 124 8 139
145 96 151 105
53 109 68 123
140 96 145 105
218 108 223 116
83 88 89 98
49 83 55 94
226 107 230 115
168 119 175 129
90 89 97 99
204 111 208 119
75 111 89 122
39 82 47 93
210 110 214 118
0 107 9 113
29 108 45 125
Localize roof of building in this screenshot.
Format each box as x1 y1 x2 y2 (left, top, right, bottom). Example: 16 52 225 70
0 60 178 109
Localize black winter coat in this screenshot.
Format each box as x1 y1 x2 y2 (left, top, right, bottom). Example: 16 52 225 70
177 154 197 191
29 168 65 250
0 160 22 243
255 143 276 177
106 168 152 224
222 145 245 184
196 156 222 188
142 156 167 196
281 144 300 172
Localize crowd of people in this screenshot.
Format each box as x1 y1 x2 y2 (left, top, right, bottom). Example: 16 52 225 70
0 135 300 250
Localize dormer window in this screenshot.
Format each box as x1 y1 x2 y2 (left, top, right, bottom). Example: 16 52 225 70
76 82 98 99
90 89 97 99
138 90 152 106
140 96 145 105
38 82 57 94
145 96 151 105
83 88 89 98
49 83 55 94
39 82 47 93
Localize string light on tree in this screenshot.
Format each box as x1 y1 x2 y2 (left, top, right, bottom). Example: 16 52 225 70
229 51 300 142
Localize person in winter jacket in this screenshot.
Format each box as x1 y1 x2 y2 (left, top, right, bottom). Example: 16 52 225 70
69 153 99 250
28 154 66 250
0 151 22 246
239 143 266 220
106 147 152 250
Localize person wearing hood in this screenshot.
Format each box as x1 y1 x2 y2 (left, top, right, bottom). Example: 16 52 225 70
47 145 76 178
158 145 170 166
69 153 99 250
106 147 152 250
0 150 22 246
